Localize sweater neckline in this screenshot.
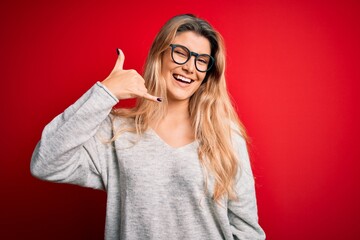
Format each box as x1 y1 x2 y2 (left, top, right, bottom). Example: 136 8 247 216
146 128 198 150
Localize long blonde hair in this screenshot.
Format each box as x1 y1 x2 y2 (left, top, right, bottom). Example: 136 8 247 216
112 14 248 201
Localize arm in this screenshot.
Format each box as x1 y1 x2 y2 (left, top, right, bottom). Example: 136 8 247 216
30 82 118 190
228 134 266 240
31 49 161 189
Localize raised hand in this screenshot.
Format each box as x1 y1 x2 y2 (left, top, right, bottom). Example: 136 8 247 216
101 49 162 102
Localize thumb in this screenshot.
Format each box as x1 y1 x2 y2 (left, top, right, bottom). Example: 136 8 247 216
113 48 125 71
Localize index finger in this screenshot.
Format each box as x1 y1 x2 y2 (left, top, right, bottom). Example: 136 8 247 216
143 93 162 103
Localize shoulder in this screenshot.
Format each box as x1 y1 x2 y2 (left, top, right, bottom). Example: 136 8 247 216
96 114 135 141
229 122 253 176
108 113 135 129
230 122 247 150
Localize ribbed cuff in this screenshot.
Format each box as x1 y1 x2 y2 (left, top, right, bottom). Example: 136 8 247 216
96 81 119 103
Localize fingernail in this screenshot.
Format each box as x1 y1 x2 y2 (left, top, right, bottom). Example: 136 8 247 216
157 98 162 102
116 48 120 55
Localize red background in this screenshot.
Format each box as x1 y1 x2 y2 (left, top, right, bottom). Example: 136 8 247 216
1 0 359 239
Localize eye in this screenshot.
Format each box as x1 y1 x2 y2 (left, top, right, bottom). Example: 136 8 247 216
173 46 189 57
174 50 187 57
197 56 210 65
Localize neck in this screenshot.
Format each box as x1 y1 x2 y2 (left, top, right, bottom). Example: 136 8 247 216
149 98 192 131
150 98 196 147
166 99 190 121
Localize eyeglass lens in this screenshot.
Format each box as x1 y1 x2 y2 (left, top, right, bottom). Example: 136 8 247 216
171 45 213 72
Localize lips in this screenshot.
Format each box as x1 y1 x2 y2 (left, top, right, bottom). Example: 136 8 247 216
173 74 194 84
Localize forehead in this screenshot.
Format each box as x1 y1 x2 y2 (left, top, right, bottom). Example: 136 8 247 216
173 31 211 55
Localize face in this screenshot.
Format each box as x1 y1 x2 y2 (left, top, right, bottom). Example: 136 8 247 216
161 31 211 103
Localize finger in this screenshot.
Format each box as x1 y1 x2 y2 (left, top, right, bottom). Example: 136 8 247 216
113 48 125 71
143 93 162 103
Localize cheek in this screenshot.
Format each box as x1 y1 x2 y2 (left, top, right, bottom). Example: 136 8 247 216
161 52 175 71
160 55 169 75
198 72 207 82
161 62 175 77
192 81 203 92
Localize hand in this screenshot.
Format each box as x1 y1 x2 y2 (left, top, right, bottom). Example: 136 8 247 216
101 49 161 102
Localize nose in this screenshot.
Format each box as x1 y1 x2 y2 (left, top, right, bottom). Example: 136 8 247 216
182 56 196 74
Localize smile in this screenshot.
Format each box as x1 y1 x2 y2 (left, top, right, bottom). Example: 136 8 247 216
173 74 194 84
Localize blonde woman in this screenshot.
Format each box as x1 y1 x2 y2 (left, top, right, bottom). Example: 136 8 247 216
31 14 265 240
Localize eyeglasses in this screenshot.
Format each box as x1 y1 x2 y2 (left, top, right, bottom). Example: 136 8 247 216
169 44 215 72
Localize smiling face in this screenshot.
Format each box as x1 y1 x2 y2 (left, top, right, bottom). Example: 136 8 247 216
161 31 211 104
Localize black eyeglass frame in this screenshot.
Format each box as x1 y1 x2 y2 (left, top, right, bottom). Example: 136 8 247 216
169 44 215 73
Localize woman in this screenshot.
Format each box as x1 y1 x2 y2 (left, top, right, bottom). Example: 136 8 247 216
31 14 266 239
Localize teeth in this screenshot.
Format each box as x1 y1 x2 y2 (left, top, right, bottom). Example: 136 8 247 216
175 74 192 83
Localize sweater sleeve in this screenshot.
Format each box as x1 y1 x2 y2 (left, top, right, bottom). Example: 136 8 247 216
30 82 119 190
228 134 266 240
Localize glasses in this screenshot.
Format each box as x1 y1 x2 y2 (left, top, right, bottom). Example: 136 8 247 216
169 44 215 72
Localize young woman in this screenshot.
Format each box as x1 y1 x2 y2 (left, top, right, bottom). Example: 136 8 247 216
31 14 266 240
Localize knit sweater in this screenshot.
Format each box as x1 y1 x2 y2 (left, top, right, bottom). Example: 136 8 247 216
30 82 265 240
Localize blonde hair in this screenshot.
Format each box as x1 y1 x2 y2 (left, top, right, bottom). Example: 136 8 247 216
112 14 248 201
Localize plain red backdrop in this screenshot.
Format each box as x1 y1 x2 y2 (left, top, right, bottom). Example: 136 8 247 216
1 0 359 239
